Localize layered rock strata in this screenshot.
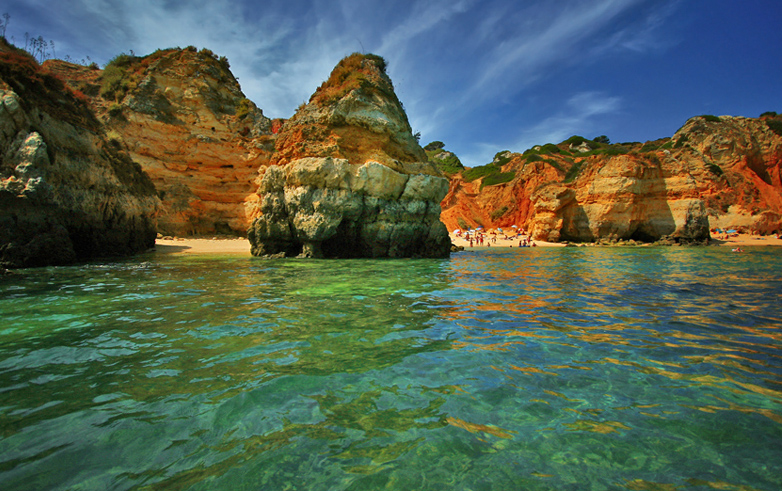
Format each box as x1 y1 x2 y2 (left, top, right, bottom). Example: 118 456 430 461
0 57 158 268
440 115 782 243
528 155 710 243
48 47 276 236
248 53 450 258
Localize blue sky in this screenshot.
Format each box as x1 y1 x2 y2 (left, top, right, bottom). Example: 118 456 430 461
5 0 781 166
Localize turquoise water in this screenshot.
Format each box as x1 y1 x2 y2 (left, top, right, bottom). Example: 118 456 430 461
0 247 781 490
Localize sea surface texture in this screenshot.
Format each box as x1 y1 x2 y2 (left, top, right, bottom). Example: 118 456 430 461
1 247 780 490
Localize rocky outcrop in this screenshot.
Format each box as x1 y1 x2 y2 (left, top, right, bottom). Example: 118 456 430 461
441 115 782 242
1 42 158 267
528 154 711 243
248 53 450 258
47 47 278 236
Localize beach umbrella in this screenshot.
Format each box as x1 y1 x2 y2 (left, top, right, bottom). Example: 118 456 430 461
727 229 737 234
497 228 503 233
715 228 723 233
452 229 460 234
511 225 518 228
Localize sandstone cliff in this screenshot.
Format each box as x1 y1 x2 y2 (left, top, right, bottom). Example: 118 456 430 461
0 40 158 268
440 115 782 243
248 53 451 258
48 47 278 236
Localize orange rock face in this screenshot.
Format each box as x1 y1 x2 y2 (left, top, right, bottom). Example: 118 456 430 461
49 48 277 236
441 154 561 232
441 116 782 242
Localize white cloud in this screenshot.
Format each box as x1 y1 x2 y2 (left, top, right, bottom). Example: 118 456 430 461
467 0 642 101
513 91 622 150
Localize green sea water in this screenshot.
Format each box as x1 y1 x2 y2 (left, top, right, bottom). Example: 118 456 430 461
0 247 780 490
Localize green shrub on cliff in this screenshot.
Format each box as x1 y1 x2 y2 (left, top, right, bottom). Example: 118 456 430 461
765 118 782 137
0 37 97 129
699 114 721 123
462 164 497 182
100 52 139 101
490 206 509 220
235 98 253 119
706 163 724 176
481 171 515 189
311 53 394 106
492 150 512 167
425 141 464 175
564 161 585 183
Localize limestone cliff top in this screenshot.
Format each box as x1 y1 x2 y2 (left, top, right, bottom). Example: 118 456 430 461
270 53 438 176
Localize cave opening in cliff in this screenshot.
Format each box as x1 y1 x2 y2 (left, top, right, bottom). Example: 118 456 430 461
320 221 365 258
629 228 658 243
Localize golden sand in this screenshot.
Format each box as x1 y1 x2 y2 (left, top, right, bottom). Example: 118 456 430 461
152 233 781 256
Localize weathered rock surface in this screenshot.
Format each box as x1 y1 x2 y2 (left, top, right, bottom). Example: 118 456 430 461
528 154 711 243
1 42 158 267
48 47 278 236
440 115 782 242
248 54 450 258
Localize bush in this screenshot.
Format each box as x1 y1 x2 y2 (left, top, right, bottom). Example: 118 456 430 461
424 141 444 151
481 171 515 189
593 135 610 144
311 53 392 106
543 158 564 172
100 53 140 101
760 111 778 118
564 161 585 183
108 103 123 118
490 206 509 220
699 114 721 123
766 119 782 137
598 145 629 156
433 154 463 175
236 98 252 119
706 163 723 176
492 150 512 167
673 134 689 149
542 143 563 154
462 164 498 182
457 217 469 230
564 135 588 146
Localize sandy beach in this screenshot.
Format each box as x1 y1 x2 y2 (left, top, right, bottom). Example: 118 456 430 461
154 237 252 255
152 233 782 255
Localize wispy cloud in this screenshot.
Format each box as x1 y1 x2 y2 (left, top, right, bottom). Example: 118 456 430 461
590 0 682 55
513 91 622 150
466 0 642 100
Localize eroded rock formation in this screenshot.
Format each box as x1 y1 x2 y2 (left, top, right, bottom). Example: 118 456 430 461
248 54 450 258
439 115 782 243
1 41 158 267
48 47 278 236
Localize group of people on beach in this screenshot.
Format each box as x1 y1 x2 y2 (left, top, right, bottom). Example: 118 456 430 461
455 227 536 248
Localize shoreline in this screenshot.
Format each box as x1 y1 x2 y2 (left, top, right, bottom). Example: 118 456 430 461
152 233 782 256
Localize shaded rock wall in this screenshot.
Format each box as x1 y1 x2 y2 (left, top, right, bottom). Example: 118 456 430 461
249 158 450 258
0 87 158 268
